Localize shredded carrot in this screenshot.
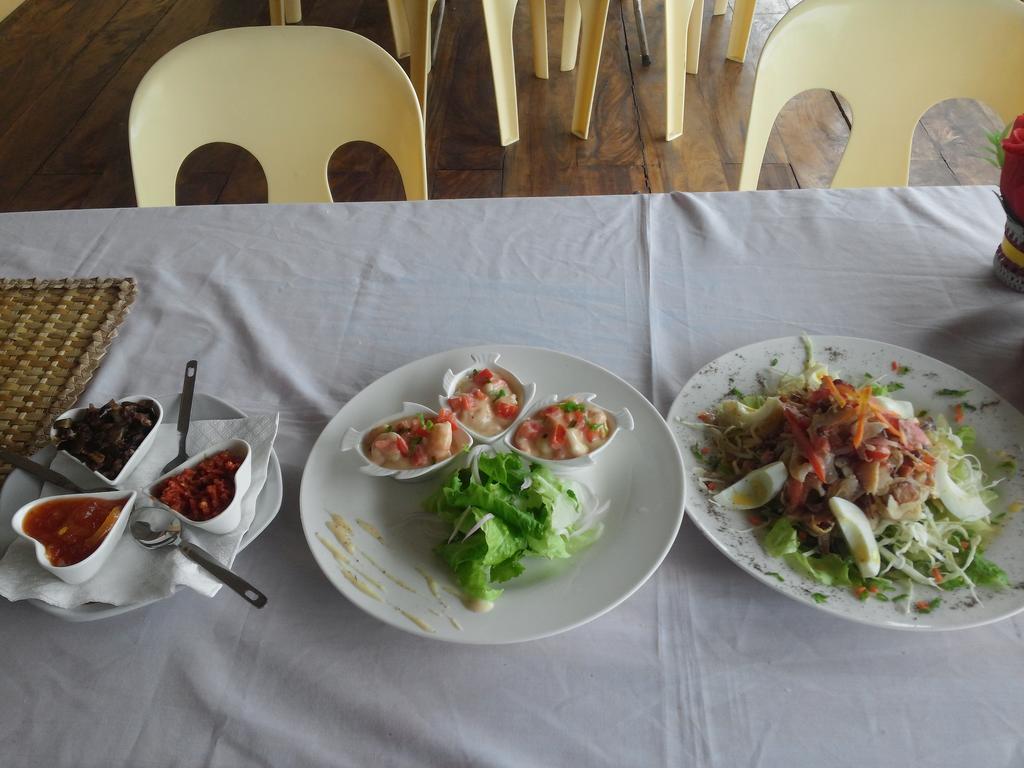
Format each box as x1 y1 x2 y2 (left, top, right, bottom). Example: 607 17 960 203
868 401 905 444
747 514 764 526
960 539 970 551
915 600 931 611
854 586 867 598
852 387 871 448
868 585 879 594
821 375 847 407
953 403 965 424
931 567 943 584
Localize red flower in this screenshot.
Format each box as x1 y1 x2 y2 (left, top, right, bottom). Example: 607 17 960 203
1001 114 1024 223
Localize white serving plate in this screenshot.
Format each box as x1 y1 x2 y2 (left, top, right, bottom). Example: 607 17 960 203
667 335 1024 631
300 345 686 644
0 393 283 622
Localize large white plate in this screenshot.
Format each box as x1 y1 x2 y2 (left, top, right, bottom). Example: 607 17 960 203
0 393 283 622
300 345 686 644
668 335 1024 631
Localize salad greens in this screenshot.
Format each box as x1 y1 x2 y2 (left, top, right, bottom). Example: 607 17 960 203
425 450 603 602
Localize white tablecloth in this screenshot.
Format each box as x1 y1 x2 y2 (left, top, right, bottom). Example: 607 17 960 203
1 188 1021 767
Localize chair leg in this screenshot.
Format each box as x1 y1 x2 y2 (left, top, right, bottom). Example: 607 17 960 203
726 0 755 62
530 0 549 78
431 0 446 68
633 0 651 66
712 0 727 15
268 0 285 25
686 0 702 75
570 0 610 140
387 0 412 58
407 0 431 113
284 0 302 23
481 0 521 146
665 0 687 140
561 0 581 72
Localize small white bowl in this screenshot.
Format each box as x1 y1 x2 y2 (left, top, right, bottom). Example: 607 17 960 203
504 392 635 472
51 395 164 487
147 438 252 535
341 402 473 482
439 352 537 444
12 490 137 584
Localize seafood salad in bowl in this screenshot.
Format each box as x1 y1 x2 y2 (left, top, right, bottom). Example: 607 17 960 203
342 403 473 481
441 353 536 442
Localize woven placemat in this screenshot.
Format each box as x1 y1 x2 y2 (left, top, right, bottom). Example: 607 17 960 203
0 277 137 487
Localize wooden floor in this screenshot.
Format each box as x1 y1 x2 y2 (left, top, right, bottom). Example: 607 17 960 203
0 0 1003 210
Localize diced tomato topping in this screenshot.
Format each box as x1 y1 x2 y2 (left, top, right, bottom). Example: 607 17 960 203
747 514 764 526
473 388 488 400
543 405 561 417
931 567 943 584
473 368 494 386
495 401 518 420
891 360 899 372
868 585 879 594
410 443 429 467
411 423 431 438
516 420 542 441
915 600 931 611
448 395 471 413
550 424 567 448
697 411 714 424
435 408 459 431
394 434 410 457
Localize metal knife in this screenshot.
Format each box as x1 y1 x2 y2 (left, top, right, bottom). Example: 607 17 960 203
0 448 113 494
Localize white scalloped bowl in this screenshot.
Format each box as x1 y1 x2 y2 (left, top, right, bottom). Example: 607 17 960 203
50 395 164 487
341 402 473 482
439 352 537 444
12 490 137 584
147 438 251 535
504 393 635 472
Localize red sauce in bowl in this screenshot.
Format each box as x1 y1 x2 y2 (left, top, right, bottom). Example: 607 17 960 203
23 496 126 566
156 451 240 521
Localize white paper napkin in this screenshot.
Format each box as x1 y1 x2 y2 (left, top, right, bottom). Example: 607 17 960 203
0 414 279 609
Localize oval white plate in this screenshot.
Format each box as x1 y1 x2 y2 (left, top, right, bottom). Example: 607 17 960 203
300 345 686 644
667 335 1024 631
0 393 283 622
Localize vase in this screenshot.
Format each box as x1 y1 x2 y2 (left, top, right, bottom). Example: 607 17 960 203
994 213 1024 291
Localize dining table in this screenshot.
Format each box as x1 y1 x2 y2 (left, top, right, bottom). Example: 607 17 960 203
1 185 1022 767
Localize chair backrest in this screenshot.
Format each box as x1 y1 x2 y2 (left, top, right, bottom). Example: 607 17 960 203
129 25 427 205
738 0 1024 190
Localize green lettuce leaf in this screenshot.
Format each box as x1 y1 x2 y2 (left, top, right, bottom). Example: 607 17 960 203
764 518 799 557
783 551 855 587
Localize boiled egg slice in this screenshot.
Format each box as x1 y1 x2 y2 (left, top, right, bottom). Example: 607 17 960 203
713 461 788 510
828 497 880 578
934 460 991 521
870 396 915 420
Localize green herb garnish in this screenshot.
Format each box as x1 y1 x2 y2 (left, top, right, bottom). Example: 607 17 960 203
937 388 971 397
770 357 779 367
765 571 784 582
811 593 828 604
558 401 586 413
728 387 743 398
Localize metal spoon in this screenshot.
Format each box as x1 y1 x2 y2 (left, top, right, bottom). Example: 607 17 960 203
130 514 267 608
161 359 198 475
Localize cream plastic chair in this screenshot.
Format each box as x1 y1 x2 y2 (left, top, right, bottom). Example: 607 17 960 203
386 0 548 145
268 0 302 25
129 26 427 205
564 0 700 141
739 0 1024 190
720 0 755 64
